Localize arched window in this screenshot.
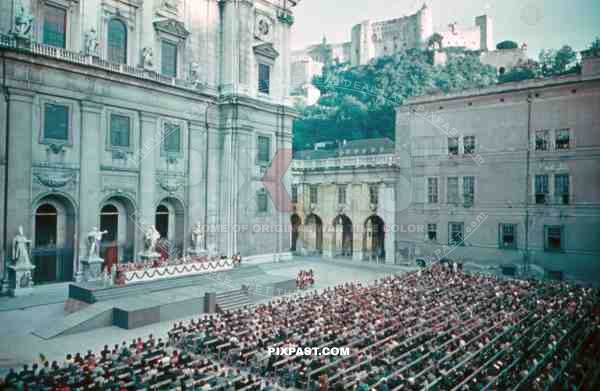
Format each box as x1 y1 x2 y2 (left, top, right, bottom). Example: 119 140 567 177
107 19 127 64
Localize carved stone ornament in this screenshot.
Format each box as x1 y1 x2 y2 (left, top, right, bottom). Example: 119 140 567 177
153 18 189 39
157 176 183 192
253 43 279 61
34 172 74 188
254 14 273 42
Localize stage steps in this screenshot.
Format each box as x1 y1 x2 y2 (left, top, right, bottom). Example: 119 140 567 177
216 290 251 312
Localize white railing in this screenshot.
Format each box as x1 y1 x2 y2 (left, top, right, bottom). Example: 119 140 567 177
1 34 189 90
292 153 400 170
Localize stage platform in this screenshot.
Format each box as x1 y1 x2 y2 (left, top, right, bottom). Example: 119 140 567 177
33 265 297 339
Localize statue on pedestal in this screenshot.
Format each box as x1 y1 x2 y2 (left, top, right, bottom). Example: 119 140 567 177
8 226 35 296
141 225 161 259
12 3 34 40
84 27 99 56
87 227 108 259
12 226 32 267
142 47 154 69
190 222 205 252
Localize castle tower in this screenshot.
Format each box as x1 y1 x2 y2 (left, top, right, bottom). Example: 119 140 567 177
351 20 373 66
417 2 433 48
475 15 493 51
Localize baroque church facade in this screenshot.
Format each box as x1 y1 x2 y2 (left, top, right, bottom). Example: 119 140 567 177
0 0 299 286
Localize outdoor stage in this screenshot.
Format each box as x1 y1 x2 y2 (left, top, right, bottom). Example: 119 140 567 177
35 265 297 339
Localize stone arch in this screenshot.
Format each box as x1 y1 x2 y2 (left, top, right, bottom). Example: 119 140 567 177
290 214 302 252
32 194 76 283
332 214 353 257
155 197 185 257
304 213 323 255
99 195 137 262
363 214 385 262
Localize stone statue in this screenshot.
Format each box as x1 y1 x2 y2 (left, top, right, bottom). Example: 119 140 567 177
142 47 154 69
191 222 204 252
13 3 34 40
143 225 161 254
87 227 108 259
12 226 32 267
84 27 99 56
163 0 179 12
189 62 207 88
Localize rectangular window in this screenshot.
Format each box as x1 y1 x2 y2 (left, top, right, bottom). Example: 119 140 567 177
449 223 464 246
463 136 476 154
161 41 178 77
43 103 69 141
535 130 549 151
535 175 549 204
109 114 130 148
427 178 438 204
257 189 268 212
463 176 475 206
338 186 347 204
447 177 459 204
427 224 437 241
448 138 459 155
163 123 181 153
309 185 318 204
291 185 298 204
43 5 66 48
555 174 570 204
369 185 378 204
545 225 562 252
555 129 570 151
257 136 271 163
499 223 517 249
258 63 271 94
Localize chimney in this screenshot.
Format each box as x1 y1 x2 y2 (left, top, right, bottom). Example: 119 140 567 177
581 49 600 78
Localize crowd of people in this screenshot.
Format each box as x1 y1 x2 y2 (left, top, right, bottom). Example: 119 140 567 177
296 269 315 289
2 265 599 390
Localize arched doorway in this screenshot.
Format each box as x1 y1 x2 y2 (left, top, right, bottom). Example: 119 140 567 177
99 196 136 263
155 198 185 258
364 215 385 262
305 214 323 255
32 195 76 284
290 214 302 252
333 214 353 257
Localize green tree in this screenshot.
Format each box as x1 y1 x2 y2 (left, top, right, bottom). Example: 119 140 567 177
293 48 497 150
496 40 519 50
539 45 578 76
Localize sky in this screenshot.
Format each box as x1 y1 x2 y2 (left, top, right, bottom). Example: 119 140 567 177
290 0 600 58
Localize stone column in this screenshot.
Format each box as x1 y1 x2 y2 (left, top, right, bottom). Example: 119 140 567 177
2 89 34 292
188 120 206 249
378 184 397 264
138 112 159 256
77 101 103 281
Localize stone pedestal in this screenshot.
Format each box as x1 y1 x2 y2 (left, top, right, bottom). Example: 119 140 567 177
8 263 36 297
80 256 104 282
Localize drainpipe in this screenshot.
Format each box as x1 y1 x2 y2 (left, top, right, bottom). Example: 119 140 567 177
1 49 10 291
523 94 533 275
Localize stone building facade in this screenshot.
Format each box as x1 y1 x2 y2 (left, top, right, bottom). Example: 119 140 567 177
395 51 600 281
0 0 299 286
290 139 400 264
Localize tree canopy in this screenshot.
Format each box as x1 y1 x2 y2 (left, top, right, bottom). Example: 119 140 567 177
293 49 497 150
496 40 519 50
